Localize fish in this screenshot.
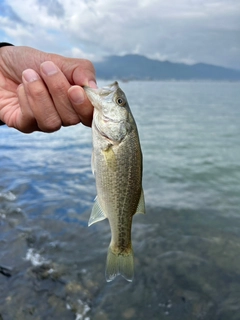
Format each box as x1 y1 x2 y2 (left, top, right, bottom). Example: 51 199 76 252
84 81 145 282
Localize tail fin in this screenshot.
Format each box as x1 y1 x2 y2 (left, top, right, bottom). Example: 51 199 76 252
105 246 134 282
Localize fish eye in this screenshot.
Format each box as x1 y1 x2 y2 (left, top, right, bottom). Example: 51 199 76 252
116 97 126 106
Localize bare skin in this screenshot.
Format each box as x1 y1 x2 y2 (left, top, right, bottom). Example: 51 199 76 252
0 45 97 133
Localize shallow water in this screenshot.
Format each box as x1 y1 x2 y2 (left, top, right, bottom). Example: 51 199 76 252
0 81 240 319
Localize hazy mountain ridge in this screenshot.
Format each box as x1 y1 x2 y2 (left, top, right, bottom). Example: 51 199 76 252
94 54 240 81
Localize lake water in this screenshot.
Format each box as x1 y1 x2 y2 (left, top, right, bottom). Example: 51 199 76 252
0 81 240 320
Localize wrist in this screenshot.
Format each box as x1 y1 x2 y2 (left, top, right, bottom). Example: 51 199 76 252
0 42 14 125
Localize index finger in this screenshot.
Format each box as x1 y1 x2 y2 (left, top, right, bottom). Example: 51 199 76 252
68 85 93 127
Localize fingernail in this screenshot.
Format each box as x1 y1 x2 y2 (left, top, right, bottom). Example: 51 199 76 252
88 80 98 88
41 61 58 76
23 69 40 82
69 86 85 104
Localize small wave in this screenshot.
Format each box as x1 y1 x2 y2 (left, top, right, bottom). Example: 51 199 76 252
66 299 91 320
75 299 91 320
25 248 50 267
0 191 16 201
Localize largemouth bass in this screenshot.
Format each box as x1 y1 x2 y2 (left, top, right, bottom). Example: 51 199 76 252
84 81 145 282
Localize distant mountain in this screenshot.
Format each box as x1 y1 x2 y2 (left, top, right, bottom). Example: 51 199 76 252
94 54 240 81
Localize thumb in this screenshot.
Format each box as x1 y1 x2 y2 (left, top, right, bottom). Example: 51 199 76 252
56 56 97 88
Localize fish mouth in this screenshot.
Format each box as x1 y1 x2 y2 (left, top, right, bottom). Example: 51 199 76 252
97 81 119 95
84 81 119 105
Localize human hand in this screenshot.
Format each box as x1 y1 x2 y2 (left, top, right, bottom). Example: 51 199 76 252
0 45 97 133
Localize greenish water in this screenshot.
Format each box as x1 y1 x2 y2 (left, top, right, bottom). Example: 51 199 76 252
0 81 240 319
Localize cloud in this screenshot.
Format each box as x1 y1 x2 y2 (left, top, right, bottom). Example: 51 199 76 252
0 0 239 69
37 0 65 17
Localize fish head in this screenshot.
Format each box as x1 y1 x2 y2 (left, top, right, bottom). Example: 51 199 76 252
84 82 133 142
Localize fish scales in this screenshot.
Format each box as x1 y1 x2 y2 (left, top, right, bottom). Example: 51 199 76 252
95 130 141 253
84 81 145 282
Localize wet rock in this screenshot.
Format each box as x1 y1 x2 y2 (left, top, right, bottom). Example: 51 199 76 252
93 311 109 320
0 266 12 277
47 295 67 315
122 307 136 319
66 282 83 294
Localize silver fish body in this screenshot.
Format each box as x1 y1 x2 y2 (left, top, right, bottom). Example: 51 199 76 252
84 82 145 282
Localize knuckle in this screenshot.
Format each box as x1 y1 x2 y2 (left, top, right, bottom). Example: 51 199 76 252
81 59 96 74
20 121 38 134
84 58 94 68
49 79 67 95
62 115 80 127
28 85 46 100
40 115 62 132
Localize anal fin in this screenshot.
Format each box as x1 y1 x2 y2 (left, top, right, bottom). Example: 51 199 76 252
135 188 145 214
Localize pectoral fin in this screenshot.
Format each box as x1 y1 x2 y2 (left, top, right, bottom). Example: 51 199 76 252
91 151 95 176
102 146 116 171
135 189 145 214
88 197 107 226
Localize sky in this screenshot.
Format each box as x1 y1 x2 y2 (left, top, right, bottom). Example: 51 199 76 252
0 0 240 70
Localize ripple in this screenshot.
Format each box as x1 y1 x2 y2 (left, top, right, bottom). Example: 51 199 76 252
0 191 16 201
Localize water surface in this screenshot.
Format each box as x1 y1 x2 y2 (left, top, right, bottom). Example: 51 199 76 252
0 81 240 320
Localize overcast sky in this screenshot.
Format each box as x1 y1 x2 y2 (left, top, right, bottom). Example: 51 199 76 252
0 0 239 70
